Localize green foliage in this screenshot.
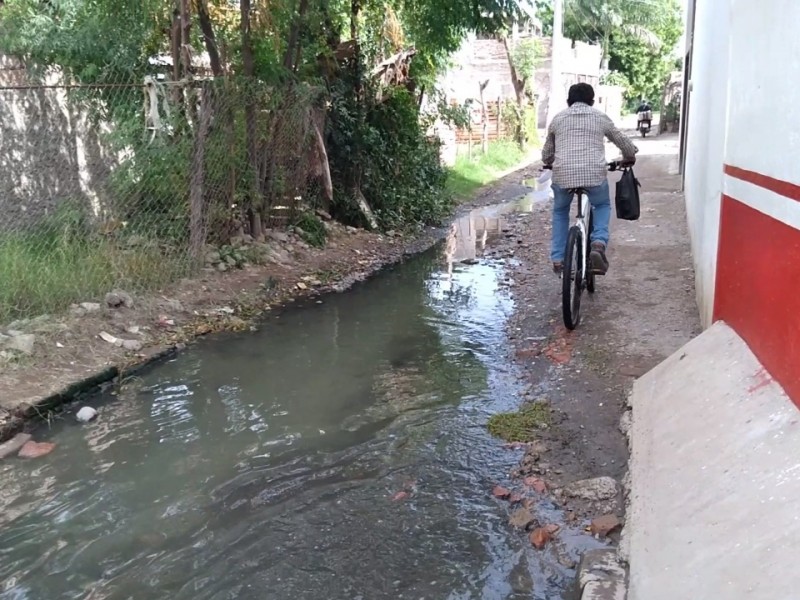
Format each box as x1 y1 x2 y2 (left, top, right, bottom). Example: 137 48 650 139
425 90 471 131
510 37 542 96
487 402 551 442
367 90 452 228
294 211 328 247
0 0 165 84
663 92 680 122
0 219 187 323
0 0 525 320
501 100 539 149
537 0 683 107
327 82 451 230
600 69 629 88
563 0 676 57
446 140 530 199
607 0 683 107
535 0 554 36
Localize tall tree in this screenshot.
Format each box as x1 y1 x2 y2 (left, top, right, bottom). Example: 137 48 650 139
560 0 677 69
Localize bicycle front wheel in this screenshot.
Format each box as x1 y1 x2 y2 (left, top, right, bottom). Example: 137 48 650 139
586 210 596 294
562 225 583 330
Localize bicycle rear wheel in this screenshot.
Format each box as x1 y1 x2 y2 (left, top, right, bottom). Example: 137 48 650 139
586 210 596 294
562 225 583 330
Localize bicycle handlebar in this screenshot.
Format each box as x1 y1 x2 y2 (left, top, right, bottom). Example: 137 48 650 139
607 160 635 171
541 160 635 172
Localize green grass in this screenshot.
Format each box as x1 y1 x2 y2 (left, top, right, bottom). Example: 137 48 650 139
487 402 551 443
0 231 190 323
446 140 535 200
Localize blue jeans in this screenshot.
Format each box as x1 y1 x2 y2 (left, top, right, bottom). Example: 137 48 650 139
550 180 611 262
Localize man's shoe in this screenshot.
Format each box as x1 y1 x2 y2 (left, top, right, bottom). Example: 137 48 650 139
589 242 609 275
553 261 564 275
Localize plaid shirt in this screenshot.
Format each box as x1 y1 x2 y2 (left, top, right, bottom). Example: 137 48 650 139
542 103 638 189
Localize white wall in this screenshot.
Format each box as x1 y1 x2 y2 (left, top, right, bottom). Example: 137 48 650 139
682 0 731 326
0 55 120 229
724 0 800 184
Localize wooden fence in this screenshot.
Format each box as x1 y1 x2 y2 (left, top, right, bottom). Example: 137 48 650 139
454 99 510 144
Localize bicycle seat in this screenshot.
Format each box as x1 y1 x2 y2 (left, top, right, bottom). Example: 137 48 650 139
567 187 587 197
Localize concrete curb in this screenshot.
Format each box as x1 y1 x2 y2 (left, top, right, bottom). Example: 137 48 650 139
625 321 800 599
574 549 627 600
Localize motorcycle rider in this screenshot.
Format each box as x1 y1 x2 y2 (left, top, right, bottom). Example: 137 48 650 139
636 99 653 131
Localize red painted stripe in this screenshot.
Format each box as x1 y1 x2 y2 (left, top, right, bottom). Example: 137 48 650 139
714 195 800 406
724 164 800 203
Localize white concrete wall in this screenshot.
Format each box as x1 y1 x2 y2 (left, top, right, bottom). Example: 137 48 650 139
596 85 624 123
724 0 800 184
682 0 731 326
0 55 120 229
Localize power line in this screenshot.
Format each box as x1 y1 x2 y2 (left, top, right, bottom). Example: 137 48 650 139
565 1 597 42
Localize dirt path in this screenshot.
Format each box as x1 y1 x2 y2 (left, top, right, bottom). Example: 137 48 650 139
487 134 700 519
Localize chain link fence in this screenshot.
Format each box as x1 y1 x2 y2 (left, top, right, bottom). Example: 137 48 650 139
0 73 329 323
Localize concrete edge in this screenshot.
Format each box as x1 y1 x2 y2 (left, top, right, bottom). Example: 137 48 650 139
574 548 627 600
0 345 182 442
623 321 800 599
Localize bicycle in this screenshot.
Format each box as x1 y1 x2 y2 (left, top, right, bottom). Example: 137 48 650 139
541 161 627 330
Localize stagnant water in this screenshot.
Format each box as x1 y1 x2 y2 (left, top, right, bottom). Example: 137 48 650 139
0 199 599 600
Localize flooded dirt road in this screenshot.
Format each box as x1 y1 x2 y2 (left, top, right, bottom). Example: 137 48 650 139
0 136 700 600
0 196 606 600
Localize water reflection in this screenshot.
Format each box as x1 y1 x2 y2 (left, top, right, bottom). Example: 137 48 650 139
443 198 543 281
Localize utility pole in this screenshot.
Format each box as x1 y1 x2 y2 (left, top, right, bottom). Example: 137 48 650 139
547 0 565 127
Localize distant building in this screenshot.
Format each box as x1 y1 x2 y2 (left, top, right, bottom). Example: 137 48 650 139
438 34 621 131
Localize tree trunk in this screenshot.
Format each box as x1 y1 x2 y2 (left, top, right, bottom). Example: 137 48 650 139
195 0 223 76
180 0 198 126
190 84 212 259
180 0 192 75
240 0 262 239
283 0 310 71
496 96 501 139
170 7 182 106
479 80 489 154
502 39 527 149
350 0 359 41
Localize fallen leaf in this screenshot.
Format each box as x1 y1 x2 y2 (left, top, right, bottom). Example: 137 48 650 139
391 491 409 502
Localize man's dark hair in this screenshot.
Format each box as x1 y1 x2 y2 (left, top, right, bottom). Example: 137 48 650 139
567 83 595 107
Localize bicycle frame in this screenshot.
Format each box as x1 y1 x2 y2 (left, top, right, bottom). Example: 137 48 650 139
573 191 591 282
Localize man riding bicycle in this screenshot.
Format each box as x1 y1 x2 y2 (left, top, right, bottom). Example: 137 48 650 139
542 83 638 275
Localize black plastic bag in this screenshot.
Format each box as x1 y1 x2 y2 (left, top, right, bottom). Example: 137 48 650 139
615 167 641 221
